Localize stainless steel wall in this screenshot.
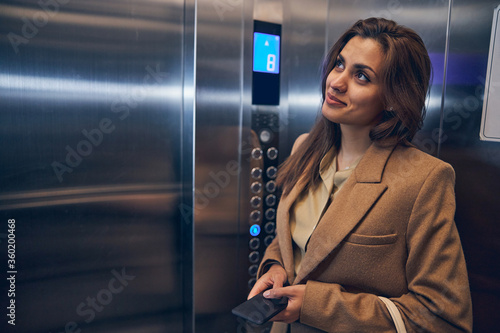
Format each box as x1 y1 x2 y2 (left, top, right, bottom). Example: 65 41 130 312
0 0 194 332
442 1 500 331
194 0 249 331
1 0 499 332
282 0 328 157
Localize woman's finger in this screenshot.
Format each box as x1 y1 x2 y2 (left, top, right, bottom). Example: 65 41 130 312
247 279 269 299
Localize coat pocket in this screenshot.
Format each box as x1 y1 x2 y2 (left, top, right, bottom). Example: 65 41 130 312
344 232 398 245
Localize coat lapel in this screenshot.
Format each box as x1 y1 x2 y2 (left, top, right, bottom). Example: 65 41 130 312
293 142 396 284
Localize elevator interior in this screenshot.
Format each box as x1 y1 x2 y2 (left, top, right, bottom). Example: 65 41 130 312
0 0 499 332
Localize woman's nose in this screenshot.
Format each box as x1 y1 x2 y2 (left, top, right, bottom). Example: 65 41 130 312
330 72 347 93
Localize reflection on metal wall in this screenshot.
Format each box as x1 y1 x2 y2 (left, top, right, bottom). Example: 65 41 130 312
441 1 500 331
194 0 248 331
282 0 328 157
0 0 194 332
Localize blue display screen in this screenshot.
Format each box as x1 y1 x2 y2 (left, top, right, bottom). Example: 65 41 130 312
253 32 280 74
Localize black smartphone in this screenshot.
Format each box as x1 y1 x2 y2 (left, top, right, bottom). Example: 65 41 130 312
232 291 288 325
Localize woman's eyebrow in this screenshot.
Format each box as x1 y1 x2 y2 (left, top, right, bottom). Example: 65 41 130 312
338 53 378 77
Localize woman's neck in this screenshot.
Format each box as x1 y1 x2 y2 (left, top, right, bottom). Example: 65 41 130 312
337 125 372 170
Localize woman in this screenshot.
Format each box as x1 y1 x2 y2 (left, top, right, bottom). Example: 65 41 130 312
248 18 473 332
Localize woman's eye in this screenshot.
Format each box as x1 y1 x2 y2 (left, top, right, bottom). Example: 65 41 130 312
356 72 369 82
335 59 344 70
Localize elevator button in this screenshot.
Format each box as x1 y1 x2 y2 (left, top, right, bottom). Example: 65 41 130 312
265 181 276 193
249 237 260 250
251 167 262 179
266 194 277 206
264 222 276 234
267 147 278 160
249 251 260 263
249 224 261 236
250 196 262 208
248 264 259 276
265 208 276 220
251 181 262 194
264 235 274 246
248 278 256 289
259 129 273 144
266 166 277 179
250 210 261 223
251 148 263 160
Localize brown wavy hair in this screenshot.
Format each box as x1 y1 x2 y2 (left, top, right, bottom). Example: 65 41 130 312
277 17 432 196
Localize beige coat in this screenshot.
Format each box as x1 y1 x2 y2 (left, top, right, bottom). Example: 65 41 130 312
258 142 473 332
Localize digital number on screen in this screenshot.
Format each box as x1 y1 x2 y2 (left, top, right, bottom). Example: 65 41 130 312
253 32 280 74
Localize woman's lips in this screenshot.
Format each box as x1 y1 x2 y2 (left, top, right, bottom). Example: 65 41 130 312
326 92 346 106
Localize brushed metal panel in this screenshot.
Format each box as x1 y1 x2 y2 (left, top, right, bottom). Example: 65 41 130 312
441 1 500 331
0 0 191 332
281 0 328 157
194 0 249 331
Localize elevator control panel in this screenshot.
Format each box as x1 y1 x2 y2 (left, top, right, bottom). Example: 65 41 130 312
252 20 281 105
247 110 280 290
246 20 282 291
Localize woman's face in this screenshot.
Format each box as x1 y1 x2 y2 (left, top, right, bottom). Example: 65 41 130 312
322 36 385 131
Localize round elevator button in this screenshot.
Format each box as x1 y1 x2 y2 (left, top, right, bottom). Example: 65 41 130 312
266 194 277 206
265 181 276 193
250 196 262 208
264 235 274 246
248 278 256 289
251 148 263 160
251 167 263 179
251 182 262 194
265 208 276 220
248 264 259 276
249 224 261 236
249 237 260 250
264 222 276 234
267 147 278 160
250 210 261 223
249 251 260 263
259 129 273 144
266 166 277 179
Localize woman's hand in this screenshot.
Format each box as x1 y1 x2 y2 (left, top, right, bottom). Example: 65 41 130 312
264 284 306 324
247 264 288 299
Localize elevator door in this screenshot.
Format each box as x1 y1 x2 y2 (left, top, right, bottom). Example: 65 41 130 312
0 0 194 332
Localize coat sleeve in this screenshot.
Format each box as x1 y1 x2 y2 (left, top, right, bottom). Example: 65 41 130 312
299 163 473 332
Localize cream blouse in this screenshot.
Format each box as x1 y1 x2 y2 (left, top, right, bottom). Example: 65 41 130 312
289 150 362 275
